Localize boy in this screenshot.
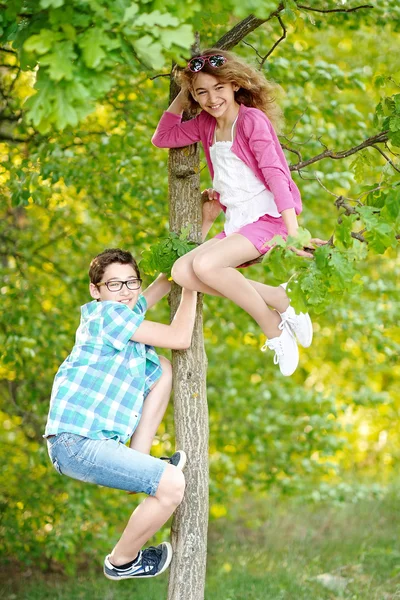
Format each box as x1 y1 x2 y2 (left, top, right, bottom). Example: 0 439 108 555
44 248 197 580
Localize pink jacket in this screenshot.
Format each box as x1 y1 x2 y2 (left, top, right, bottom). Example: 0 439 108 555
152 103 302 215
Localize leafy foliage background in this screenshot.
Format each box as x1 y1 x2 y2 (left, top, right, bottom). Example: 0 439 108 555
0 0 399 571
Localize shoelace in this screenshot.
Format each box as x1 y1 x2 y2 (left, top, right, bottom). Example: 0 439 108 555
261 320 294 362
262 336 284 364
279 312 298 332
141 546 163 572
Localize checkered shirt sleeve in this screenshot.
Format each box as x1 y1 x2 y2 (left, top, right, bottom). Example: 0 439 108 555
102 297 146 350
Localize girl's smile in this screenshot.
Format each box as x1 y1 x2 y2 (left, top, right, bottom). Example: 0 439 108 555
192 72 239 126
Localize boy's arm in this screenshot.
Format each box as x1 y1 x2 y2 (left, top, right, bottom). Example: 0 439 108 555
131 289 197 350
143 273 171 310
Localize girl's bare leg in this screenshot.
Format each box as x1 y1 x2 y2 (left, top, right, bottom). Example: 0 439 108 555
172 239 290 313
189 235 282 338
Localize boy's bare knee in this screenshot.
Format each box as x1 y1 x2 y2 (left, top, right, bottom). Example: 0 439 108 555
158 356 172 382
156 465 185 507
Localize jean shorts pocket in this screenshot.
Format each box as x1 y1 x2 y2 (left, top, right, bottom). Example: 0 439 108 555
51 457 63 475
61 433 86 459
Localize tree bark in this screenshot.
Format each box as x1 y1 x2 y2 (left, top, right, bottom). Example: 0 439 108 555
167 96 209 599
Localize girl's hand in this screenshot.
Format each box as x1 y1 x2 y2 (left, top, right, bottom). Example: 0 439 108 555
201 189 222 224
201 188 219 202
289 237 328 258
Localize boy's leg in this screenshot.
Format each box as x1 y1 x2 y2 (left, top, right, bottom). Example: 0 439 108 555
109 464 185 565
130 356 172 455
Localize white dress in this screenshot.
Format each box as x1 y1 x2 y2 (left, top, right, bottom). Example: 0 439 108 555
210 116 281 235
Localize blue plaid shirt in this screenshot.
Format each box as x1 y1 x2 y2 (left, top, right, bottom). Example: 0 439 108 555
44 295 162 443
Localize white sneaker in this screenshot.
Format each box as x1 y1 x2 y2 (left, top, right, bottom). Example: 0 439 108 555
262 324 299 377
279 283 313 348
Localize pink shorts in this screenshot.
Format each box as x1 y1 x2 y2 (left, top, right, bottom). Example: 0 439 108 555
214 214 288 265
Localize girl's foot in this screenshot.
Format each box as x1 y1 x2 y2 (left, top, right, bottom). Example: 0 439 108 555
262 325 299 377
280 283 313 348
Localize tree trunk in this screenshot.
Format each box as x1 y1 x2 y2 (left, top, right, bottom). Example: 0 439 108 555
167 113 209 599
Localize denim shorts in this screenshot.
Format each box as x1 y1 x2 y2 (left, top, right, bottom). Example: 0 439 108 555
47 432 166 496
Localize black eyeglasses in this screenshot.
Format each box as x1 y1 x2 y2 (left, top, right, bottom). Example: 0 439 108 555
187 54 227 73
97 279 142 292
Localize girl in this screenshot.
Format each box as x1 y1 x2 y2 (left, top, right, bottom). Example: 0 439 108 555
152 49 325 376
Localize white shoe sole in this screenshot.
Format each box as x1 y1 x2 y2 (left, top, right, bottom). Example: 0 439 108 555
295 313 313 348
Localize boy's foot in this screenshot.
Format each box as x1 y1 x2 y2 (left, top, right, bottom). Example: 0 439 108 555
262 325 299 377
160 450 187 471
104 541 172 580
279 283 313 348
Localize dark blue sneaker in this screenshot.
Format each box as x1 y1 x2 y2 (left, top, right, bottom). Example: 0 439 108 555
161 450 187 470
104 541 172 580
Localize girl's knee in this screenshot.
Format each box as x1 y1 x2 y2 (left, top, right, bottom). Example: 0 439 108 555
192 253 213 281
171 256 192 287
156 465 185 507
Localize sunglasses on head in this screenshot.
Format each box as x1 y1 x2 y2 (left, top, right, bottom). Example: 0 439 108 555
187 54 227 73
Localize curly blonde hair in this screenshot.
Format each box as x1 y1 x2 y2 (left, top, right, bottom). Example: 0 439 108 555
175 48 284 131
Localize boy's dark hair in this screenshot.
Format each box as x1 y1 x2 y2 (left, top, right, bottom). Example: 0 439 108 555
89 249 140 285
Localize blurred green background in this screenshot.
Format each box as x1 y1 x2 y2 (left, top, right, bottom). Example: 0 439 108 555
1 1 399 598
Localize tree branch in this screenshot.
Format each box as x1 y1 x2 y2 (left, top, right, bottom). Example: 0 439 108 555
290 131 389 171
297 3 374 14
371 144 400 174
0 133 31 143
214 3 373 50
261 15 287 66
214 8 284 49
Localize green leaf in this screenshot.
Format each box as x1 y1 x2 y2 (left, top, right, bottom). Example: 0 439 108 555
24 30 62 55
133 35 164 69
123 3 139 22
134 10 180 28
334 214 357 249
53 87 79 130
40 0 64 8
382 191 400 221
374 75 387 88
314 244 331 270
159 25 193 49
39 42 76 81
78 29 119 69
357 206 380 229
365 223 397 254
389 116 400 132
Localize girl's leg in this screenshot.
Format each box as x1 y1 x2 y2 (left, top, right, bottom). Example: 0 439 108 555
172 238 226 296
110 465 185 565
248 280 289 313
129 356 172 454
173 239 290 313
191 234 282 339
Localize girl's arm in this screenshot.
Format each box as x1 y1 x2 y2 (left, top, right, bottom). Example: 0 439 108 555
281 208 299 237
142 273 171 310
244 113 298 214
152 90 202 149
131 289 197 350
